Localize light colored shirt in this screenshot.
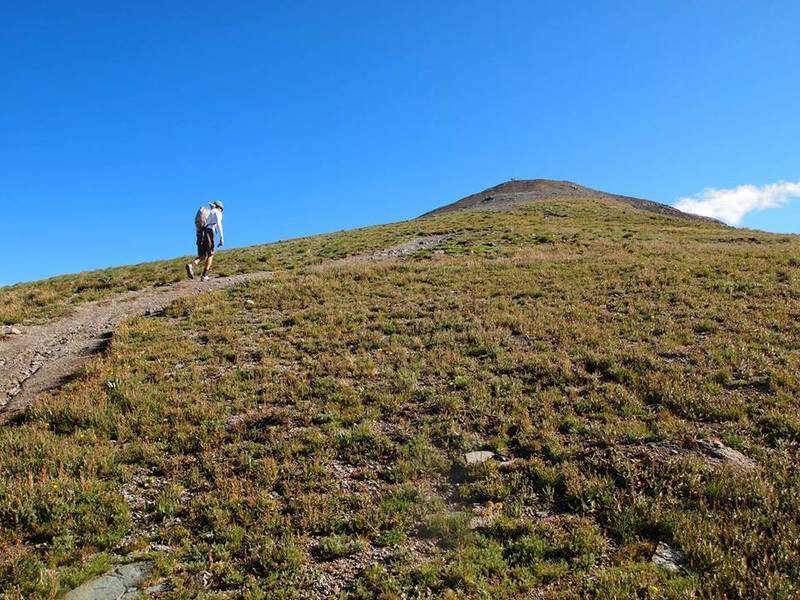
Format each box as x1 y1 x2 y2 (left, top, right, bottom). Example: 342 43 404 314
206 206 224 245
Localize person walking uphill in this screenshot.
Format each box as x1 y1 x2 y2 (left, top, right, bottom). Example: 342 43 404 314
187 201 225 281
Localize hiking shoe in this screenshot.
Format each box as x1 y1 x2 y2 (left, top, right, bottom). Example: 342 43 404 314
186 264 194 279
201 275 210 282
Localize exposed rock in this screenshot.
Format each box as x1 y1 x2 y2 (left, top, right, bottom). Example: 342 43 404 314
691 438 757 470
62 562 153 600
624 438 757 471
651 542 685 573
465 450 494 465
245 299 255 307
7 326 22 335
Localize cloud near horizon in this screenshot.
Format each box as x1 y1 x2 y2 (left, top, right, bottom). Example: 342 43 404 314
674 181 800 225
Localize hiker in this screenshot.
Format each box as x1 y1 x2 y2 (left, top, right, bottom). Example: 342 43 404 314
187 201 224 281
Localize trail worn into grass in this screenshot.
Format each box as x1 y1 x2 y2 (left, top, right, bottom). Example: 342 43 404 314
0 271 274 423
0 235 447 423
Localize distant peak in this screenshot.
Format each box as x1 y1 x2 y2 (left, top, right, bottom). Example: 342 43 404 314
421 179 722 224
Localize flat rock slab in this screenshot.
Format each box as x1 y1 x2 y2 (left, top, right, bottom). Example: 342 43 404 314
465 451 495 465
63 562 153 600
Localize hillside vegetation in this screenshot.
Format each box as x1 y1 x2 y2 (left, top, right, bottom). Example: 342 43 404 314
0 223 428 326
2 198 800 599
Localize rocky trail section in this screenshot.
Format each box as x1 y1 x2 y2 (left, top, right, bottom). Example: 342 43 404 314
0 236 447 424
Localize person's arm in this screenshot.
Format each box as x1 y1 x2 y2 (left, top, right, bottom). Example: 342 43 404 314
216 212 224 246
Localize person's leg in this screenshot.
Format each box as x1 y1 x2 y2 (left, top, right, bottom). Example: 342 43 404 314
199 229 215 279
188 229 205 279
186 256 198 279
202 255 214 276
187 254 208 279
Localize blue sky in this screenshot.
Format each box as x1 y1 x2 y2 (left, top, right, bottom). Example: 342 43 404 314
3 0 799 285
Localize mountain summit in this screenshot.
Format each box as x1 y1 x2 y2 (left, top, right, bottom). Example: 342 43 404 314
422 178 717 223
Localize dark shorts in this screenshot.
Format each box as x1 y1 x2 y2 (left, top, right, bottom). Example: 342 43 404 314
196 227 215 257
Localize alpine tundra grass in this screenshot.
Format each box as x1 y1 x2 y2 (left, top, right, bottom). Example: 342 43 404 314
1 198 799 598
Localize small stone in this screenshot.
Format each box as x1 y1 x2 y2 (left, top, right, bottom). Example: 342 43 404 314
8 326 22 335
245 299 256 307
652 542 685 573
465 451 495 465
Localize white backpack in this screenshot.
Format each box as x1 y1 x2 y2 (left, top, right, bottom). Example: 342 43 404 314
195 205 210 229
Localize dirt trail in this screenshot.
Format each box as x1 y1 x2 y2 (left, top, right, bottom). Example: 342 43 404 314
0 235 447 423
0 271 273 423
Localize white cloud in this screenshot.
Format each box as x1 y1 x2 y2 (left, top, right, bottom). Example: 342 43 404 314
674 181 800 225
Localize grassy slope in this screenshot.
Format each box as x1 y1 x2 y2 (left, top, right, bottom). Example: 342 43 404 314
2 199 800 599
0 222 437 325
